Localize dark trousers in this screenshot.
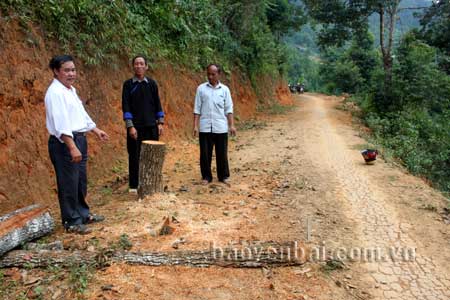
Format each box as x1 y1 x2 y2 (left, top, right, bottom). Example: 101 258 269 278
127 126 159 189
48 134 89 228
199 132 230 182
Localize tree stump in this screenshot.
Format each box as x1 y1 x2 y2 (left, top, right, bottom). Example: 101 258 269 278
0 204 55 257
138 140 166 198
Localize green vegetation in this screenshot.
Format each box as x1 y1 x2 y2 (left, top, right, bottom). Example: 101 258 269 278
0 0 304 85
267 103 295 115
284 23 321 89
69 263 94 297
100 186 112 196
321 258 346 272
237 119 268 131
420 204 438 212
301 0 450 195
109 233 133 251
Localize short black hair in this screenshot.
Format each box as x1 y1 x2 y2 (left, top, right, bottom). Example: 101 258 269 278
132 55 148 66
206 63 221 73
49 55 74 71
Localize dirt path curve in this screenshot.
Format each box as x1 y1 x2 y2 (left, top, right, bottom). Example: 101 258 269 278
297 93 450 299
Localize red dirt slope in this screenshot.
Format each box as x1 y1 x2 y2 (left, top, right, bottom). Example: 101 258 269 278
0 19 292 214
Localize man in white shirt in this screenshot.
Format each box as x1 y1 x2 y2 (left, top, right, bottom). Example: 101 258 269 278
45 55 109 234
193 64 236 185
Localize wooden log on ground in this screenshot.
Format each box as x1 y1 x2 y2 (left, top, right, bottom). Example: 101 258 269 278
0 204 55 257
116 241 307 268
0 249 98 268
0 241 308 268
138 140 166 198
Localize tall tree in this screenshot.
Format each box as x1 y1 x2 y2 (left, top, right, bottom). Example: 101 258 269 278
347 24 378 84
303 0 427 109
419 0 450 73
266 0 305 40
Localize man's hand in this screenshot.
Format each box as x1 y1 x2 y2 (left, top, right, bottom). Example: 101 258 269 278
93 128 109 141
158 124 164 136
193 126 199 137
128 127 138 140
61 134 82 163
229 126 237 137
69 146 82 163
193 114 200 137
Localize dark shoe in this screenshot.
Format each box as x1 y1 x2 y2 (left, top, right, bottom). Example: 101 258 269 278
86 214 105 224
66 224 92 235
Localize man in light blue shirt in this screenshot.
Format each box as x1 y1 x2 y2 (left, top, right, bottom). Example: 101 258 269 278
193 64 236 185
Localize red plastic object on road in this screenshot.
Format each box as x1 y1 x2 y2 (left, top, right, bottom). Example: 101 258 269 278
361 149 378 164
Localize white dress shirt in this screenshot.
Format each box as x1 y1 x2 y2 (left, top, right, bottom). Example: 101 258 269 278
193 82 233 133
45 79 96 142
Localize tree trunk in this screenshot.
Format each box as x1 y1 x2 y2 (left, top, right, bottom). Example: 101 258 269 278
138 140 166 199
0 204 55 256
0 241 308 268
379 4 394 84
378 1 399 110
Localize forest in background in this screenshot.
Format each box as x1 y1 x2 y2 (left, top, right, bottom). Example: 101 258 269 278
288 0 449 195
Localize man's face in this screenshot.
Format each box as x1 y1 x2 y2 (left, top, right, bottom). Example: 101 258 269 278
133 57 148 77
54 61 76 88
207 65 220 86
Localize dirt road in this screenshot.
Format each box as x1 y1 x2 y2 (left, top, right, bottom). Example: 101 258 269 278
2 93 449 300
294 94 450 299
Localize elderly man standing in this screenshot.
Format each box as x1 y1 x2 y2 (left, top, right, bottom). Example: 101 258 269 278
122 55 165 194
45 55 109 234
193 64 236 185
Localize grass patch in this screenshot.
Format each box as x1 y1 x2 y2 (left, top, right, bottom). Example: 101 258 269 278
100 186 113 196
69 263 95 296
32 286 44 300
109 234 133 251
88 237 100 248
237 119 268 131
388 175 398 182
267 103 295 115
321 259 346 272
419 204 438 212
111 163 125 174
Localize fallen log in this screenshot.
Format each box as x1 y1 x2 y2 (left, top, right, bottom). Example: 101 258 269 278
138 140 166 199
0 241 308 268
0 204 55 257
0 249 98 268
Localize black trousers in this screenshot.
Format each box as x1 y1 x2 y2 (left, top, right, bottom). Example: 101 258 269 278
127 126 159 189
48 134 89 228
199 132 230 182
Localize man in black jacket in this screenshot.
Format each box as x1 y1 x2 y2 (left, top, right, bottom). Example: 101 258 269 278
122 55 165 193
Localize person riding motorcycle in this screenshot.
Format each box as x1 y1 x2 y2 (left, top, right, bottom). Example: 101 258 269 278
299 83 305 93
